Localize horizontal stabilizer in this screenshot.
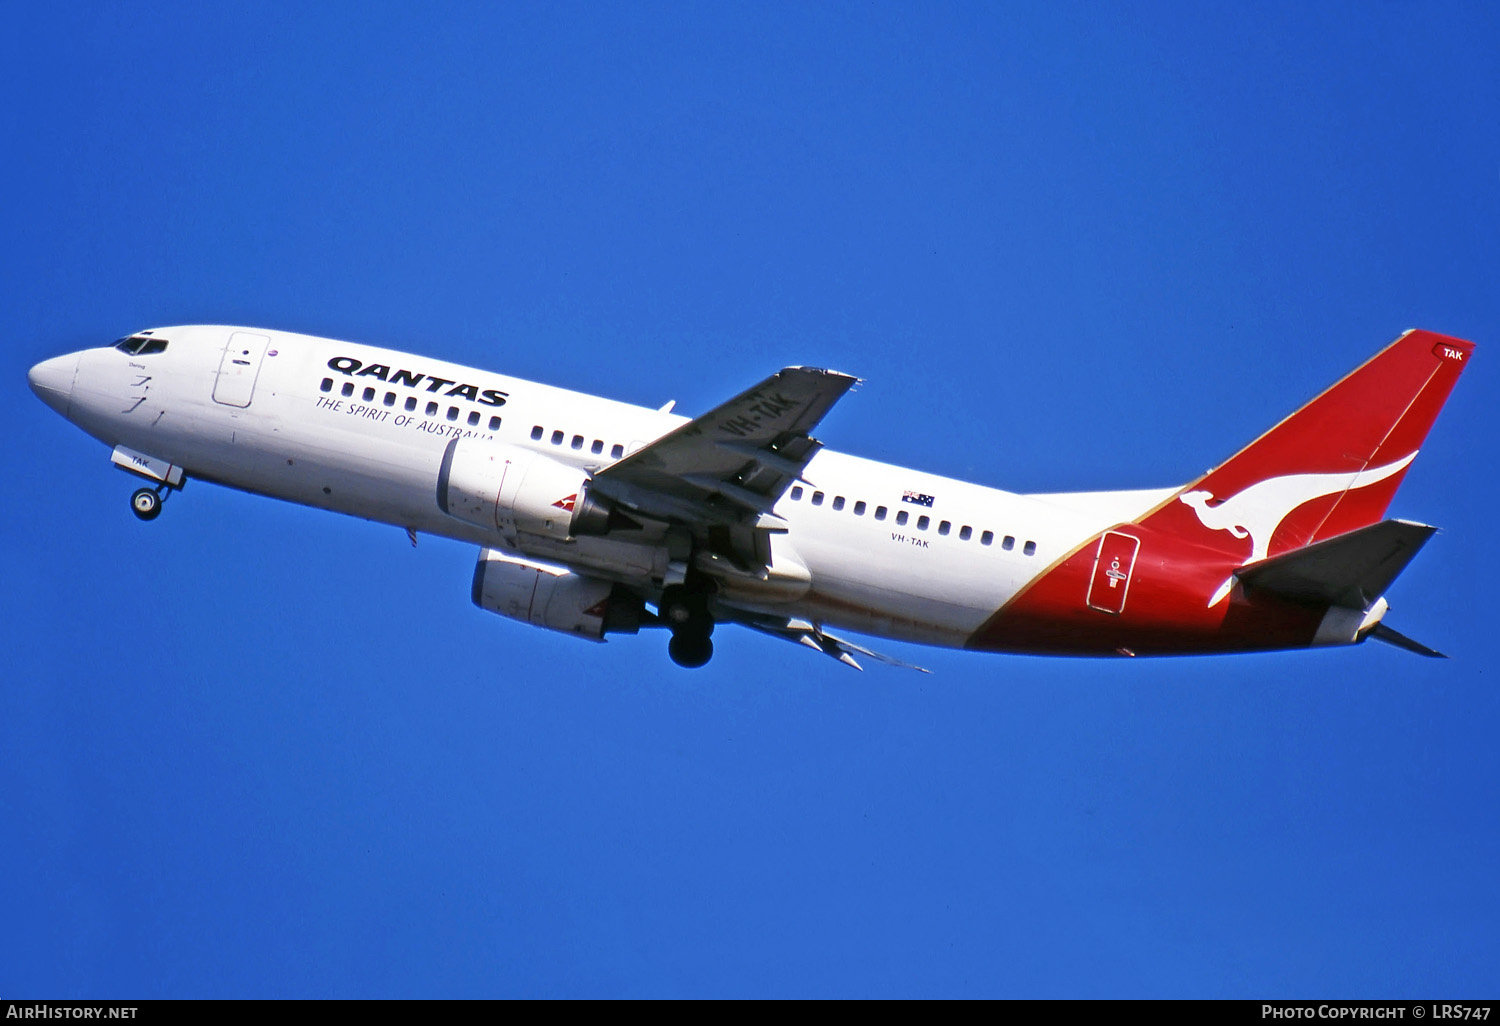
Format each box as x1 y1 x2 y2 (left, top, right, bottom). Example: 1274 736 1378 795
742 618 931 673
1236 519 1437 609
1368 622 1446 659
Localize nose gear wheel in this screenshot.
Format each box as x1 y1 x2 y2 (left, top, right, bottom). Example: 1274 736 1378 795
130 487 163 521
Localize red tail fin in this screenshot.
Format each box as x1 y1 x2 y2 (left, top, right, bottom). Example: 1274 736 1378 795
1140 329 1474 564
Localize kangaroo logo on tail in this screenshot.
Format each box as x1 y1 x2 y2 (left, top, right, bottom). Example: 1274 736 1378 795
1179 451 1417 606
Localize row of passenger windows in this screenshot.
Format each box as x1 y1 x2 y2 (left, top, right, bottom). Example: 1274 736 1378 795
320 378 503 430
315 375 1028 549
320 374 632 462
786 485 1037 554
531 424 625 460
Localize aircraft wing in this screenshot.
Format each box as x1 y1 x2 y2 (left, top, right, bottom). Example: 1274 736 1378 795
589 366 858 530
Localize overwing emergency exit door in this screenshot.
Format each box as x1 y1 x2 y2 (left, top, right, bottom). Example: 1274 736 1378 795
212 331 272 408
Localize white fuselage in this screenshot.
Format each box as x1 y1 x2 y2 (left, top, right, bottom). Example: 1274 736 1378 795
39 325 1171 649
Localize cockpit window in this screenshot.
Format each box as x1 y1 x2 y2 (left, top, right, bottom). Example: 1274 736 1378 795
114 335 168 356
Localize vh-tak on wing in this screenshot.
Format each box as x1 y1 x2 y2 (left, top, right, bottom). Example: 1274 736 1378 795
589 365 857 570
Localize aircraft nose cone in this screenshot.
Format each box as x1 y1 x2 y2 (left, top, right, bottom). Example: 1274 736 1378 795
28 352 79 415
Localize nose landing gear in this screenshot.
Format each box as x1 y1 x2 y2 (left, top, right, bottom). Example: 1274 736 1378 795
111 446 185 523
130 485 168 521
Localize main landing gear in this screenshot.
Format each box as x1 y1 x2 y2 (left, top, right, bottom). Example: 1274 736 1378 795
660 583 715 669
130 484 170 522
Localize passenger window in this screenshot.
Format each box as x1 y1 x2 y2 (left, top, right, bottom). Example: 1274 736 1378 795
531 425 544 441
875 506 887 521
790 486 803 501
981 531 994 546
362 387 376 402
938 521 950 536
812 491 825 506
405 397 417 412
611 444 624 459
320 378 333 393
1024 540 1037 556
551 430 564 445
488 416 502 431
832 496 845 511
447 407 459 422
960 525 972 541
591 439 603 455
341 382 354 398
571 434 584 450
1002 536 1015 551
426 401 438 416
383 392 396 407
917 515 930 530
896 511 908 526
854 501 866 516
468 411 481 426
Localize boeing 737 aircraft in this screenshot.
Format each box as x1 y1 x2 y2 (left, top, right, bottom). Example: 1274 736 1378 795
28 326 1472 668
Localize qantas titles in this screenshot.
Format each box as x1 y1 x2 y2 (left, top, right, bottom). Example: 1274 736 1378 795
327 356 509 407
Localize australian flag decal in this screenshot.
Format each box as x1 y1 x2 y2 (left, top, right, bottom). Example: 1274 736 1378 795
902 491 935 508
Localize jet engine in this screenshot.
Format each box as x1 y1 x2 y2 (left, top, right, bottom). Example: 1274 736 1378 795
471 548 647 641
438 438 633 542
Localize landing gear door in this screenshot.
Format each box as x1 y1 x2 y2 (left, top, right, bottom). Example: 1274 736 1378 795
212 331 272 408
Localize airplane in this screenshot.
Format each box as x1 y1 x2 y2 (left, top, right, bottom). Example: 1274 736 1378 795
27 325 1473 669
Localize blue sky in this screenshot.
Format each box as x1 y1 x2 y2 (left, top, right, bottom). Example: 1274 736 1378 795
3 2 1497 997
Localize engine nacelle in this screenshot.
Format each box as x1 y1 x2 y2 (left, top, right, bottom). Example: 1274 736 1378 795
471 548 646 641
438 438 621 542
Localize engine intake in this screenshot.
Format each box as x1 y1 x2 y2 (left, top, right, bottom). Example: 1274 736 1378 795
438 438 634 541
471 548 646 640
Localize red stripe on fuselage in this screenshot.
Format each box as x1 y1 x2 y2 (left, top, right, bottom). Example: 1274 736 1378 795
966 523 1324 656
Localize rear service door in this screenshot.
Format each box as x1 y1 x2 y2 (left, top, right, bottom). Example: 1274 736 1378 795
1086 530 1141 615
212 331 272 407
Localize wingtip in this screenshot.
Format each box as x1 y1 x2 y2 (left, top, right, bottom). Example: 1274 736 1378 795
785 365 860 385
